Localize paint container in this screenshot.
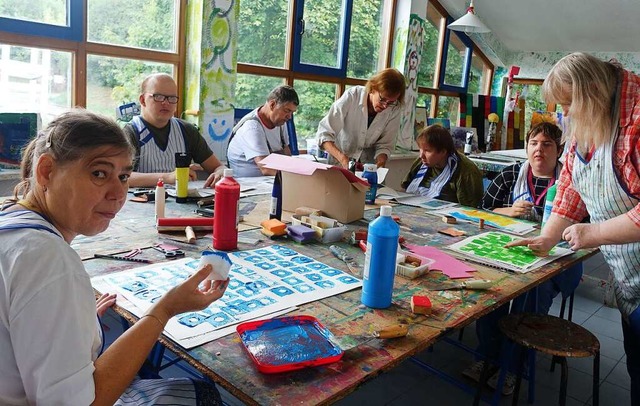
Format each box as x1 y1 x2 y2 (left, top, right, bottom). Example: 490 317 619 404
213 169 240 250
541 183 557 230
362 163 378 205
200 250 232 280
361 205 399 308
269 170 282 220
155 178 165 220
175 152 191 203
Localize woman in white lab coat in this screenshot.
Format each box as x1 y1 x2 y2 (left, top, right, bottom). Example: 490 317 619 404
316 68 405 168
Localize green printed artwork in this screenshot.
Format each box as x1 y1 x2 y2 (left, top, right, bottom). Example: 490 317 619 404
447 231 573 273
458 232 539 268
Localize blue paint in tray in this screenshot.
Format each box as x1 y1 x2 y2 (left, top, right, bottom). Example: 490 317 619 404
237 315 343 373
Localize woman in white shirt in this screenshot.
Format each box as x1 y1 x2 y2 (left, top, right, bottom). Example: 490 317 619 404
0 109 228 405
316 68 405 168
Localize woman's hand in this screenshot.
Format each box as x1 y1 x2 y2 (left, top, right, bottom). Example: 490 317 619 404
96 293 117 317
152 264 229 322
561 223 600 250
508 200 534 218
504 235 557 257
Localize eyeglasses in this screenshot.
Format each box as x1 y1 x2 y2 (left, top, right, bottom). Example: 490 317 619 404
147 93 179 104
378 93 399 107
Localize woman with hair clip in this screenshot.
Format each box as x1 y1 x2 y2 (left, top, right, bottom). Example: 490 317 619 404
507 52 640 405
0 108 229 405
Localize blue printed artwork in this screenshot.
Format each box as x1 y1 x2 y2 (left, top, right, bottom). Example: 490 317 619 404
92 245 362 349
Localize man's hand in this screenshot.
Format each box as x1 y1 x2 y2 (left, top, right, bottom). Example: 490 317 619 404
204 166 227 188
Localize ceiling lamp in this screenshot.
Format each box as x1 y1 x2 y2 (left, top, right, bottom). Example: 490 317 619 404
448 0 490 34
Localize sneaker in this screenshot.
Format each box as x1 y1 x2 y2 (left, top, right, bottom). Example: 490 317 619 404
487 370 516 396
462 360 487 383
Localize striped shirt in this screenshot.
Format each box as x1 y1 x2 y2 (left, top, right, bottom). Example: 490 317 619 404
554 68 640 225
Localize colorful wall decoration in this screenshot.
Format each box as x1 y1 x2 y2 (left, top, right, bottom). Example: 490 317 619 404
396 14 425 152
185 0 238 162
458 94 505 152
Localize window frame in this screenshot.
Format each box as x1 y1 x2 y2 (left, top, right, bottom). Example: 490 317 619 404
0 0 187 112
437 18 473 93
291 0 354 77
0 0 83 41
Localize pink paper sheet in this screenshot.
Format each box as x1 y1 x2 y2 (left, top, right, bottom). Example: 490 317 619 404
403 244 476 279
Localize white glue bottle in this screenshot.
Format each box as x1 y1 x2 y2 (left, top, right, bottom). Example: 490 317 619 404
155 178 165 220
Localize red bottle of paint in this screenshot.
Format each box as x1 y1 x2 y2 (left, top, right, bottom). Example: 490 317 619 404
213 169 240 250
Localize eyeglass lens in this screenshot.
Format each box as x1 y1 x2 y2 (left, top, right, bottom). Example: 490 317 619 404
152 93 179 104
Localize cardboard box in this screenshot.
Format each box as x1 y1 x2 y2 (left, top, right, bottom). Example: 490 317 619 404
260 154 370 223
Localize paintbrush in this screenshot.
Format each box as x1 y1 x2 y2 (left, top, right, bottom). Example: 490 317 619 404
329 324 409 351
94 253 151 263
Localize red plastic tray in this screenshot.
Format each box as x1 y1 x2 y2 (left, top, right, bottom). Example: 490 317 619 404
236 315 344 374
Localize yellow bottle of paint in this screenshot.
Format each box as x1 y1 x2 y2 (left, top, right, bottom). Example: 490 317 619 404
175 152 190 203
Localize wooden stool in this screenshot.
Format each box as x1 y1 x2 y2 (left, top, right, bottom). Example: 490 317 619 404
498 313 600 406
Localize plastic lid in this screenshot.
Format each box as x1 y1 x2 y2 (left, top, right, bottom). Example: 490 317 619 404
363 163 377 172
380 205 392 216
157 178 164 187
223 168 234 178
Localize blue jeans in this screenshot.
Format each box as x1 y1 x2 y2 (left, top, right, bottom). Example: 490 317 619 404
622 306 640 406
475 264 583 364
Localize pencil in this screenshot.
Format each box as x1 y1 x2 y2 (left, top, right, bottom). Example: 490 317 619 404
94 254 151 263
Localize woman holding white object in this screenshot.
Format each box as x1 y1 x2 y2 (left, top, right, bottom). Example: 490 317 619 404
0 109 228 405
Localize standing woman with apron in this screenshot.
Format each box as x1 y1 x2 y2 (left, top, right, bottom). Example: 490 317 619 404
508 52 640 406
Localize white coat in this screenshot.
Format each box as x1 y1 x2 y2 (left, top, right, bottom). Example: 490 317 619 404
316 86 401 165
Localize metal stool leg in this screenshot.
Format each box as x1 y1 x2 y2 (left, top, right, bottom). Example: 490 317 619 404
559 357 568 406
511 345 527 406
567 292 575 322
593 351 600 406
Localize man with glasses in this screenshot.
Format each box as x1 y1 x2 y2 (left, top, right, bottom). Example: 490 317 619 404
124 73 226 187
316 68 405 168
227 85 298 177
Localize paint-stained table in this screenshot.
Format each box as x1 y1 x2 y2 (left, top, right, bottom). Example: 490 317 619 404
78 196 597 406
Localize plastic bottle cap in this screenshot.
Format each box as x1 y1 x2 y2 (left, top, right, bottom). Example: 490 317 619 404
223 168 234 178
157 178 164 187
380 205 392 216
363 163 377 172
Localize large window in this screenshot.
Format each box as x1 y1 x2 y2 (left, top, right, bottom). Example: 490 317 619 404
237 0 390 150
0 45 72 124
0 0 67 26
1 0 185 124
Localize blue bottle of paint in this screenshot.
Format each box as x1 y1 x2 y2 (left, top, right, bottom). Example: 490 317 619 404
269 170 282 220
361 205 399 308
362 163 378 205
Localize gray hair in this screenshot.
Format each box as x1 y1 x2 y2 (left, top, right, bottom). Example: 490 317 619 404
266 85 299 106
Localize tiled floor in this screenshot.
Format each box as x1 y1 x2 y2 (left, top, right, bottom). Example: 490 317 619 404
102 252 632 405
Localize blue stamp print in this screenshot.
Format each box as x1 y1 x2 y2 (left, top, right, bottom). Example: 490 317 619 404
291 256 313 264
270 269 292 278
282 276 304 285
320 268 341 277
269 286 295 297
337 275 359 284
304 273 323 282
315 280 335 289
293 284 315 293
306 263 328 270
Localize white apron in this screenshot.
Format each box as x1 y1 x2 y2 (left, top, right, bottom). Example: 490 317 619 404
131 116 187 173
570 126 640 317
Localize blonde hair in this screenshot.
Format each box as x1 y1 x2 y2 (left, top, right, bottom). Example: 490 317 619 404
542 52 619 148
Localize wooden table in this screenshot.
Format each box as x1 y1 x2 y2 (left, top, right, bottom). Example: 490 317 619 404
79 196 596 406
